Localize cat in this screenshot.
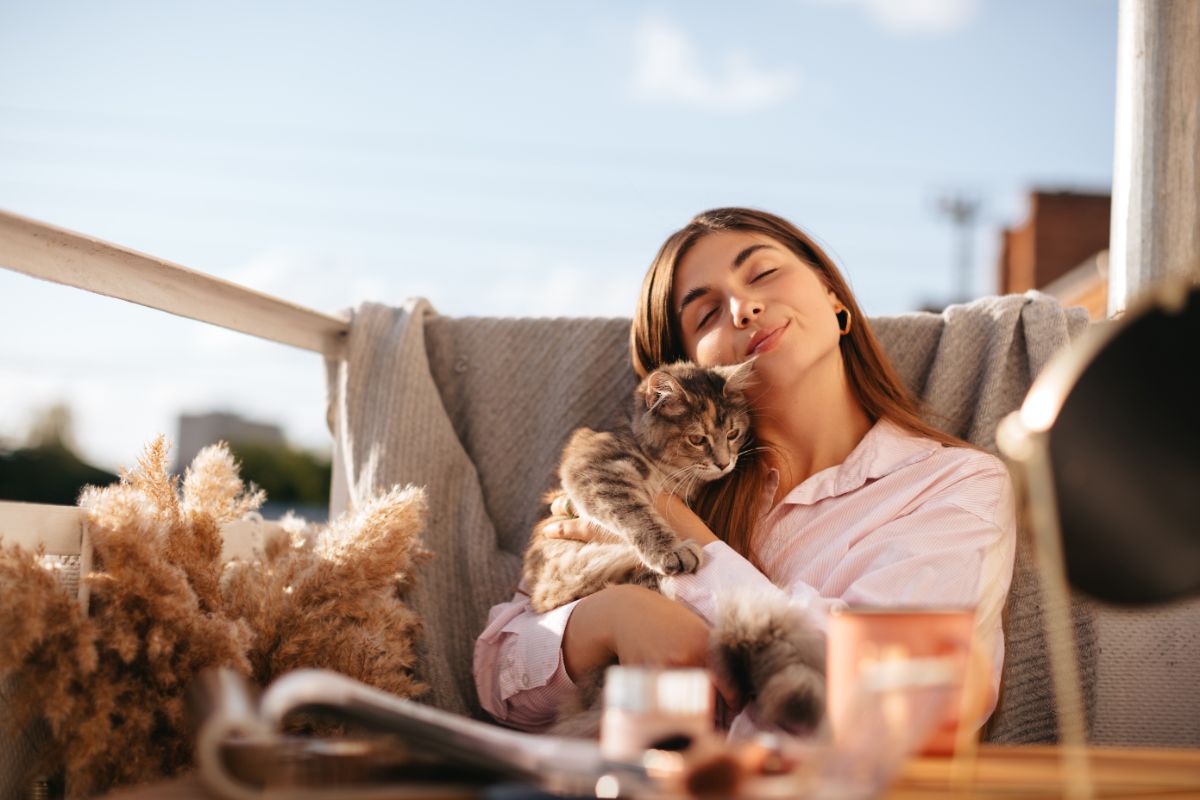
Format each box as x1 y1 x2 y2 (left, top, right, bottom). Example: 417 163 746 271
521 359 826 735
523 360 754 613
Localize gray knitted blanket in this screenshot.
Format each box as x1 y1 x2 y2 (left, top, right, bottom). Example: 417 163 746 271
324 291 1092 743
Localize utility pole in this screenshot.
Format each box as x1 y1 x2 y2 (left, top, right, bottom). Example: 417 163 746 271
937 192 981 304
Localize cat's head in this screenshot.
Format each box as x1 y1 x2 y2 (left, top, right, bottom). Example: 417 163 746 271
632 360 755 486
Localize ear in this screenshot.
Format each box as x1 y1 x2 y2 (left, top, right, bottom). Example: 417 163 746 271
713 359 756 396
642 369 685 412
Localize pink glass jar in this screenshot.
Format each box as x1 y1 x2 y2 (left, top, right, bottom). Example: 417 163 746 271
826 607 979 756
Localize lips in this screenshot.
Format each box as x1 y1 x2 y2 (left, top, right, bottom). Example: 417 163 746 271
746 321 789 356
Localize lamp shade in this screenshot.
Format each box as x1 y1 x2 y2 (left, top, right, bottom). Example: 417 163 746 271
1038 282 1200 604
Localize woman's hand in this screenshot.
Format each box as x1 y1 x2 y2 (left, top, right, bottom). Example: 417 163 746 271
563 584 741 709
563 584 711 673
542 494 620 543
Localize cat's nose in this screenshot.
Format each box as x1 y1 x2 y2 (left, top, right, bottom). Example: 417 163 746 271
714 461 729 471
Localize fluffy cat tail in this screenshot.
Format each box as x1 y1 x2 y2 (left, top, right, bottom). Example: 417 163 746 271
708 591 826 735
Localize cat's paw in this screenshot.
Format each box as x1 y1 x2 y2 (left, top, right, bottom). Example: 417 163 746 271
657 539 703 575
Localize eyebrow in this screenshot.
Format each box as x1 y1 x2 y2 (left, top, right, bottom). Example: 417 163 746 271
677 244 777 315
734 243 771 268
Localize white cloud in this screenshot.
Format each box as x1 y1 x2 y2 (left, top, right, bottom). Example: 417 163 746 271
631 15 799 113
821 0 980 35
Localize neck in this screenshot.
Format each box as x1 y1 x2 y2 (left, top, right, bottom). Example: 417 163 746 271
754 354 873 500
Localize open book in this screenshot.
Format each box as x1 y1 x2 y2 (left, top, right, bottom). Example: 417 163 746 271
192 668 650 799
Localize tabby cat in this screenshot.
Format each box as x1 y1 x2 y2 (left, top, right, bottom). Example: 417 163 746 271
521 360 825 734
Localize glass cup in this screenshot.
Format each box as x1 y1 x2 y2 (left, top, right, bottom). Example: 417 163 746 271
826 607 981 757
600 666 714 761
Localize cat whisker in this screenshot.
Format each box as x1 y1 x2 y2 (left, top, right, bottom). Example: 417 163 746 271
662 465 700 500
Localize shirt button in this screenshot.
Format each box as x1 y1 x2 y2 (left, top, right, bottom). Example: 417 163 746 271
521 674 530 688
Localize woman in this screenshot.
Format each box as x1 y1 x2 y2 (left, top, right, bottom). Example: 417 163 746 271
473 208 1016 736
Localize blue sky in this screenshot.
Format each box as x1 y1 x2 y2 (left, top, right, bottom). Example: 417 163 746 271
1 0 1118 471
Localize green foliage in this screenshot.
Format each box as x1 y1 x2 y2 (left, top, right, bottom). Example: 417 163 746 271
0 444 118 505
227 440 331 507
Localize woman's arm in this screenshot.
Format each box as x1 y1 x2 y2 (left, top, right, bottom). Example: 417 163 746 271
473 592 582 731
566 584 713 675
474 583 713 731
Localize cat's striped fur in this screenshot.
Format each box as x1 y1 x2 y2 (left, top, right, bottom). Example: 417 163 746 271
523 360 753 613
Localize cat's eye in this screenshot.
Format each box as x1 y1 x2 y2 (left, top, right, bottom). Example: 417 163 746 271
727 429 740 441
687 434 706 447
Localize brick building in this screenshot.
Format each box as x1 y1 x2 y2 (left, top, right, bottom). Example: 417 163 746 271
998 190 1111 318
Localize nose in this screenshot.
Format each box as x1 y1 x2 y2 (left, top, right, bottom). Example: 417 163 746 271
713 441 731 471
731 295 764 328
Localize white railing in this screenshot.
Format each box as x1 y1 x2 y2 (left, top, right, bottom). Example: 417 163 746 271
0 209 349 356
0 501 282 606
0 209 345 556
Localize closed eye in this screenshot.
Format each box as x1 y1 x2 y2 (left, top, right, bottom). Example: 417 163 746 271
750 268 777 283
696 306 717 331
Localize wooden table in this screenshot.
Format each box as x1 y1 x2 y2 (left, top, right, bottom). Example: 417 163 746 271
99 744 1200 799
886 745 1200 799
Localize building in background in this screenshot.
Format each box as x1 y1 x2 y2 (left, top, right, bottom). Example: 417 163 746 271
998 190 1111 319
175 411 284 474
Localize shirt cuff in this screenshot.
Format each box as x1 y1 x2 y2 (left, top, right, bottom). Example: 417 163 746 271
495 597 580 702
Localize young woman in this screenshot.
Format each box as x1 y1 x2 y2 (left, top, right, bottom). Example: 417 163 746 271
473 208 1016 735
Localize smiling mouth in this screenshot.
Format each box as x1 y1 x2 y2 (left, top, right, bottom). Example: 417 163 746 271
747 321 789 356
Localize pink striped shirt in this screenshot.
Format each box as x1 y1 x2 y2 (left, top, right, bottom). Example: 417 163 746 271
473 419 1016 732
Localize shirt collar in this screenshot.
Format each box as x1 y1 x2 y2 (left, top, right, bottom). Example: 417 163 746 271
766 418 943 509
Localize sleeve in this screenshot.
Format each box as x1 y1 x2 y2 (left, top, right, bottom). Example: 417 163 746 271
662 540 842 630
472 592 581 731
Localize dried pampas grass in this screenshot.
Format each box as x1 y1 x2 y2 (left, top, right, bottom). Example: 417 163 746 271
222 485 430 702
0 437 429 797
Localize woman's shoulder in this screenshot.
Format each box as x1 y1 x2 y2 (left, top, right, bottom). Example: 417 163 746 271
872 421 1011 521
914 443 1013 526
927 442 1008 478
876 420 1009 483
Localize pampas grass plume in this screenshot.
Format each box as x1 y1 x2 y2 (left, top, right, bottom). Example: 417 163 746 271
0 438 429 797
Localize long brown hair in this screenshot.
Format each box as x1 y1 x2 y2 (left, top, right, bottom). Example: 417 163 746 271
630 207 966 561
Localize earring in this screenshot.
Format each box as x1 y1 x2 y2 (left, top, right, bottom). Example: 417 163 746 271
835 306 852 335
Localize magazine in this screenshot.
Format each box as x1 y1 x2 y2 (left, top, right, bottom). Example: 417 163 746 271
191 668 650 799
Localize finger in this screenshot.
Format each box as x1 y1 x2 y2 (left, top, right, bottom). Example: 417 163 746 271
545 518 595 542
550 494 574 518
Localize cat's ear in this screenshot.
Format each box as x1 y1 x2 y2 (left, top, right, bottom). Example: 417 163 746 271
643 369 686 412
714 358 757 396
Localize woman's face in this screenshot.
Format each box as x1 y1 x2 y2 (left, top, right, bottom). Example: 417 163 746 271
671 230 844 387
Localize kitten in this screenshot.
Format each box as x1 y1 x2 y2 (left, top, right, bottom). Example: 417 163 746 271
521 360 825 735
523 360 754 614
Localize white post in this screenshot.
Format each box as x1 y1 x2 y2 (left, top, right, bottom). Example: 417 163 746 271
1109 0 1200 317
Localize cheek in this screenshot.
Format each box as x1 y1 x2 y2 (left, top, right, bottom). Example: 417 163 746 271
691 331 737 368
